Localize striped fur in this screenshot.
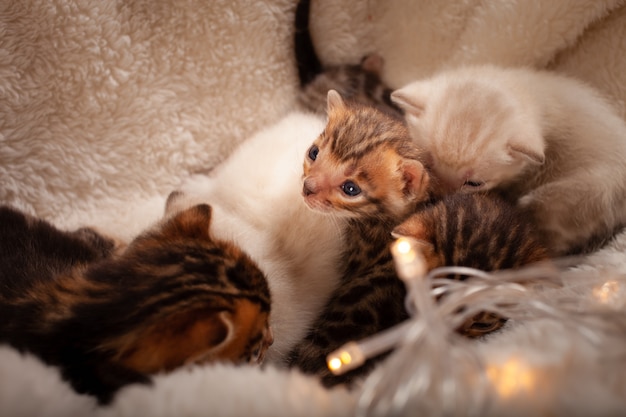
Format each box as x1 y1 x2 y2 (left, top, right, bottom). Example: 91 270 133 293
302 90 430 221
393 192 550 337
298 54 403 117
290 101 549 385
290 92 431 387
0 205 271 404
287 213 408 387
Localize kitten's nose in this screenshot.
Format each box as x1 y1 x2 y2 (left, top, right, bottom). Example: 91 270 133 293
302 179 317 196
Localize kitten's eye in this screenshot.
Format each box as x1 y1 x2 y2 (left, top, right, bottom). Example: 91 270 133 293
308 145 319 161
249 347 261 363
463 180 484 188
341 181 362 196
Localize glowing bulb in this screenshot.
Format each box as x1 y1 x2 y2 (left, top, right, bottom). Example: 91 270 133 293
326 342 366 375
391 237 427 282
592 279 624 308
395 238 415 261
486 357 536 398
340 351 352 365
328 357 342 372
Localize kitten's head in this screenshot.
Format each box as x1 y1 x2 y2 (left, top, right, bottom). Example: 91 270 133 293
101 204 273 373
302 90 430 221
391 69 545 196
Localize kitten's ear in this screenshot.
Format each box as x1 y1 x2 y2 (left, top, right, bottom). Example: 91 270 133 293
392 216 429 242
507 138 545 165
360 53 384 74
390 85 426 116
402 159 429 199
116 306 238 374
327 89 346 113
164 204 213 239
391 219 437 270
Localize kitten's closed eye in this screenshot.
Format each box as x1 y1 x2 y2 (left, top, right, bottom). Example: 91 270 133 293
463 180 485 189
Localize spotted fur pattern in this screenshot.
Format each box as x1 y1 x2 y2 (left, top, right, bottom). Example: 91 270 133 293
287 215 408 387
0 205 272 404
393 192 550 336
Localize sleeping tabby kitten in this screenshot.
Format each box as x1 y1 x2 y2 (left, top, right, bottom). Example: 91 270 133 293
288 94 550 386
298 53 403 118
294 0 400 117
393 192 550 273
0 204 272 404
393 192 550 337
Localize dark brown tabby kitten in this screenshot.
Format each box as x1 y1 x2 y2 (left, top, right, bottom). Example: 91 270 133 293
294 0 401 117
287 94 549 387
393 192 551 337
0 205 272 404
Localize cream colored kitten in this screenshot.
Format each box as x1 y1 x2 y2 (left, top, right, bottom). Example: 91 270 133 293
165 112 344 364
391 65 626 255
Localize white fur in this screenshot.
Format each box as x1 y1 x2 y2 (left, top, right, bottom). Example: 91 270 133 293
98 363 355 417
0 345 355 417
0 346 96 417
392 65 626 254
0 0 298 241
309 0 626 98
167 112 345 364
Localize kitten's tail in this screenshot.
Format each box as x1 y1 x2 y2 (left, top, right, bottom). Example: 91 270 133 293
294 0 322 87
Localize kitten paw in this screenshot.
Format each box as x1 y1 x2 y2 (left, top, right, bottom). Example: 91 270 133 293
72 227 126 257
165 174 213 216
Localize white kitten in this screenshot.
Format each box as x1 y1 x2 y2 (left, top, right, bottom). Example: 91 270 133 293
392 65 626 255
166 112 344 364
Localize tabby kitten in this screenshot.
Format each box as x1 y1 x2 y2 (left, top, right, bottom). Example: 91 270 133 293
393 192 550 273
298 54 403 118
393 192 550 337
0 204 272 404
301 89 430 220
391 65 626 255
288 90 431 386
294 0 400 117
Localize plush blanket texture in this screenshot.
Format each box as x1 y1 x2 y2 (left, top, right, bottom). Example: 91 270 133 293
2 0 626 415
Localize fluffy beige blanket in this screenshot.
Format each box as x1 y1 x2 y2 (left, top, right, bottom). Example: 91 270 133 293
1 1 626 415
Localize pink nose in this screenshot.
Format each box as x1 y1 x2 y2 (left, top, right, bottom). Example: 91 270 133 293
302 179 317 196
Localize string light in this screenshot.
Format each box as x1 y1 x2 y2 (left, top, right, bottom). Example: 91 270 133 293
592 279 624 308
390 237 427 283
323 237 626 416
486 356 536 399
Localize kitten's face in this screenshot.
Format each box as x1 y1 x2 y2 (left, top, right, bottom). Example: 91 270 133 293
302 90 430 220
107 204 273 372
392 69 545 196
